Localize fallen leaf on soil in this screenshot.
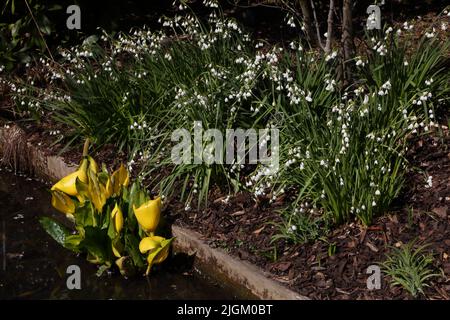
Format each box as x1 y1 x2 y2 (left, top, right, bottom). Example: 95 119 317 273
231 210 245 217
435 287 450 300
432 206 448 219
271 262 292 272
213 196 226 204
253 226 265 235
316 278 333 289
311 266 326 271
365 241 379 252
335 288 351 295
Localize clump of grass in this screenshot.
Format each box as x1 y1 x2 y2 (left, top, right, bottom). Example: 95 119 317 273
271 204 329 244
381 241 440 298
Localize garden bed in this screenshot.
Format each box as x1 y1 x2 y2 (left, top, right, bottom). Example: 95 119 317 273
1 119 449 299
172 131 450 299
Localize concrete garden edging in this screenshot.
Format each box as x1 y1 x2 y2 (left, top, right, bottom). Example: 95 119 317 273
0 123 308 300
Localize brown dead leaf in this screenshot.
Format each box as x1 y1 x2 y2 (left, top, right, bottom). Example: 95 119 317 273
271 262 292 272
253 226 265 235
365 241 379 252
230 210 245 217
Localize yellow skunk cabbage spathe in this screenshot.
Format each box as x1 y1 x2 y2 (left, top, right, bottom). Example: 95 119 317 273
139 236 173 275
50 139 98 197
109 164 130 196
133 197 162 234
111 203 124 234
87 155 99 174
51 159 88 196
87 169 108 212
51 189 75 216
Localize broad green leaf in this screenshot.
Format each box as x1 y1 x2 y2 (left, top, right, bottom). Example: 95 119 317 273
80 226 110 265
39 217 70 248
64 234 83 252
125 233 145 269
74 203 94 227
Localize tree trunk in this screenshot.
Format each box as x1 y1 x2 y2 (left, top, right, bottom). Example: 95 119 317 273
341 0 354 83
297 0 317 47
324 0 335 53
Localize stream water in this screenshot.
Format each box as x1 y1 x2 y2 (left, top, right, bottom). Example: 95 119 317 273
0 168 239 299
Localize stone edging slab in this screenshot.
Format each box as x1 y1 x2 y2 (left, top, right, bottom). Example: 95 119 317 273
0 123 308 300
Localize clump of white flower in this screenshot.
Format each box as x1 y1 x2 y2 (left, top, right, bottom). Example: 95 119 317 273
403 22 414 31
425 175 433 188
325 78 336 92
287 225 297 233
413 91 432 105
378 80 391 96
325 50 338 62
373 41 387 56
305 91 313 102
203 0 219 8
286 15 296 28
355 57 366 67
425 28 436 38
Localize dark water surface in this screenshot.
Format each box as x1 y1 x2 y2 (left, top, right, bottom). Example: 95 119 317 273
0 168 238 299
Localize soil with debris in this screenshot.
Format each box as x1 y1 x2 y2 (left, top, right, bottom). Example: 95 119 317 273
172 130 450 300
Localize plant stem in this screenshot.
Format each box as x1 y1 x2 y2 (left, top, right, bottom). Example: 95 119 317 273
83 138 90 157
